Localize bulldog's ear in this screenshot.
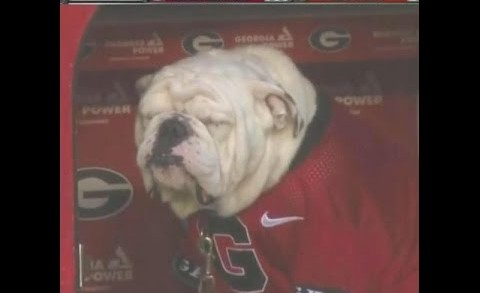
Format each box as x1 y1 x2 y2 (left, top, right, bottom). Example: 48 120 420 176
265 94 292 130
251 81 304 138
135 74 154 96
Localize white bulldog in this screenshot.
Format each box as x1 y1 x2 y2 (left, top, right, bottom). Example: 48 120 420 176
135 46 317 219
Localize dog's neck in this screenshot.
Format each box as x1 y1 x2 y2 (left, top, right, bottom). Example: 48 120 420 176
212 91 332 217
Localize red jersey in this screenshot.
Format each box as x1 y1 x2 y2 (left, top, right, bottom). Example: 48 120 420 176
173 104 418 293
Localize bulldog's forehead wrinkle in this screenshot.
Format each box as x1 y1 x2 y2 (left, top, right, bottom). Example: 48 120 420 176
210 111 235 124
169 53 265 81
140 93 172 117
168 78 219 104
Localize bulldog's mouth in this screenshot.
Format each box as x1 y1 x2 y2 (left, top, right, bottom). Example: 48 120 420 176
195 181 215 206
147 156 216 206
150 153 183 167
145 115 218 208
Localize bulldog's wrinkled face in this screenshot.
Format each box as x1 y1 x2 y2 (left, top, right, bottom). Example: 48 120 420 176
135 47 316 219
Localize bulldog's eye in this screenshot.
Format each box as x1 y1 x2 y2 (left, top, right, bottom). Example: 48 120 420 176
205 121 232 141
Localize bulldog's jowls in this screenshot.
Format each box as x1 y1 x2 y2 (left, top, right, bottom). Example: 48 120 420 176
135 46 317 219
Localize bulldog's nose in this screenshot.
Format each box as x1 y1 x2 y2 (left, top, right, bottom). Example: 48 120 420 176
158 117 189 145
150 117 190 166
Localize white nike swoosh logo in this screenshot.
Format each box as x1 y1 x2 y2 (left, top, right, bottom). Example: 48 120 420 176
260 212 304 228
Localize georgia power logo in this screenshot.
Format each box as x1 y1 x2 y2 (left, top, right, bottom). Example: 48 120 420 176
82 246 134 288
76 167 133 221
234 26 294 49
309 28 351 52
182 31 224 55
